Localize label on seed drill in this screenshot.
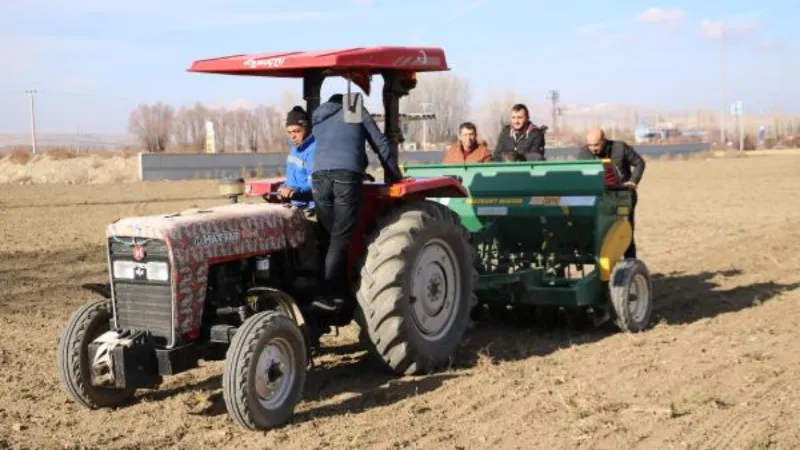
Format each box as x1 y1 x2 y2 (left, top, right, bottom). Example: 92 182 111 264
465 198 524 205
529 196 596 206
476 206 508 216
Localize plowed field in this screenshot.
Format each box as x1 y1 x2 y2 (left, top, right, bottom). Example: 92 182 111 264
2 154 800 450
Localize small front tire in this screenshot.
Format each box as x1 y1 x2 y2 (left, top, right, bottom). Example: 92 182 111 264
56 299 136 409
608 258 654 332
223 311 307 431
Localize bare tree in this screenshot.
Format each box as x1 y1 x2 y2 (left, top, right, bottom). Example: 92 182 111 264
400 73 472 145
128 102 175 152
257 105 287 152
280 89 301 113
172 106 190 150
229 106 254 152
186 103 210 151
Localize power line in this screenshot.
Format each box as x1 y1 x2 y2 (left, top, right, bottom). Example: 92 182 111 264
25 89 38 154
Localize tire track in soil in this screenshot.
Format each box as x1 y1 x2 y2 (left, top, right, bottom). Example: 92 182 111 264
632 220 800 450
692 374 791 450
3 156 800 449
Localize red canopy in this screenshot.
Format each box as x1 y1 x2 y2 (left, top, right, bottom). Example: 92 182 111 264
187 46 448 94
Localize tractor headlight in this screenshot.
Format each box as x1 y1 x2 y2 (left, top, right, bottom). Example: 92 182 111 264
113 260 135 279
146 261 170 281
112 260 170 282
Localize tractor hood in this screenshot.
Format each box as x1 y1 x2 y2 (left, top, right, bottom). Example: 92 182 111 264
106 202 308 263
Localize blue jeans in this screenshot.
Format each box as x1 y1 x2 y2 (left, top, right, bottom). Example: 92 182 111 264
311 170 364 300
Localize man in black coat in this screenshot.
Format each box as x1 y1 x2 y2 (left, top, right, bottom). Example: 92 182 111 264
577 127 646 258
492 103 547 161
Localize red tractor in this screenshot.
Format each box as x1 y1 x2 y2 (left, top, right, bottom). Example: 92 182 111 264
57 47 477 431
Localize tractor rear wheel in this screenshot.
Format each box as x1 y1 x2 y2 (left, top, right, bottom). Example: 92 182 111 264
223 311 307 431
357 200 478 375
608 258 654 332
57 299 136 409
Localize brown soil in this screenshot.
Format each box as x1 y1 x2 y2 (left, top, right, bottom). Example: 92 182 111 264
1 155 800 450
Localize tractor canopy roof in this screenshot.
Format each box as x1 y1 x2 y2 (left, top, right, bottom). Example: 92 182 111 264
187 46 449 95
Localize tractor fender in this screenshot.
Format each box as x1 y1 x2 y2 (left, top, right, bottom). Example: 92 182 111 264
81 283 111 298
387 176 469 199
245 286 310 346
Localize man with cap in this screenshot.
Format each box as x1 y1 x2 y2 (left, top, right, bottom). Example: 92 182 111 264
577 127 646 258
277 105 316 208
308 93 405 313
274 106 325 276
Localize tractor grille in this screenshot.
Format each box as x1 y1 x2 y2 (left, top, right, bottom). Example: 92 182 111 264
108 237 173 346
112 282 173 344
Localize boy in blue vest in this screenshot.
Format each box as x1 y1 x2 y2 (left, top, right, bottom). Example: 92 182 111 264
277 106 316 208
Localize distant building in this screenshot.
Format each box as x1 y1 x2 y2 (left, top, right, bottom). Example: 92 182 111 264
634 124 657 144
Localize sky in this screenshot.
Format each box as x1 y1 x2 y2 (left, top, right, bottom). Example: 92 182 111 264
0 0 797 134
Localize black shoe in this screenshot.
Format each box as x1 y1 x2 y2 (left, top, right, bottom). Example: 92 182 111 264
311 296 344 313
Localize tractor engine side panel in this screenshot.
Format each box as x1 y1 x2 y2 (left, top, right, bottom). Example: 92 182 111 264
165 209 308 341
106 203 309 345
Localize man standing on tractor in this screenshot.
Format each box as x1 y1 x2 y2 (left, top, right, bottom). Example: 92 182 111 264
442 121 492 164
492 103 546 161
277 106 316 208
308 93 405 313
578 127 646 258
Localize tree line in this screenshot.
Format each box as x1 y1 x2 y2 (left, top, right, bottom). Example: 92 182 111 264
128 102 288 153
128 73 520 153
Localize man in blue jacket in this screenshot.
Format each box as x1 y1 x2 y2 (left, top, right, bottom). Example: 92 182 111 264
309 93 404 313
278 106 316 208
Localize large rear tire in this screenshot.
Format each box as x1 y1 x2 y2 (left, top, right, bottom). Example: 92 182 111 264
57 299 136 409
357 200 478 375
223 311 307 431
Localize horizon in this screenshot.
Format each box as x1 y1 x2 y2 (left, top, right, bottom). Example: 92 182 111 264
0 0 797 135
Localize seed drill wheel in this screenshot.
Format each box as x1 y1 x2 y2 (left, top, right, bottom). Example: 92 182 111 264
57 299 135 409
357 200 478 375
608 258 654 332
223 311 307 431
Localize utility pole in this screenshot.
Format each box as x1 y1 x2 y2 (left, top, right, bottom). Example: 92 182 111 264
25 89 38 154
547 90 561 134
730 100 743 152
718 0 727 145
75 125 81 153
738 102 744 152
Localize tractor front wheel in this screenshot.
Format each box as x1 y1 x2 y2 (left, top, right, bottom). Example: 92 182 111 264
222 311 307 431
608 258 654 332
57 299 136 409
357 200 478 375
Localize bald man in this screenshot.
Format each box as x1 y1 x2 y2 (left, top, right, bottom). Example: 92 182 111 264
578 128 645 258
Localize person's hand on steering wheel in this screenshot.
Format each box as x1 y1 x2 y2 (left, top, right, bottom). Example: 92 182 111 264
277 186 295 200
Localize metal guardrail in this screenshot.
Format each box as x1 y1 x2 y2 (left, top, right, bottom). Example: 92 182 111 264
138 143 711 181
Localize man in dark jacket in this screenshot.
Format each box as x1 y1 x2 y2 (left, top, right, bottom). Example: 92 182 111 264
577 127 646 258
308 93 405 313
492 103 547 161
